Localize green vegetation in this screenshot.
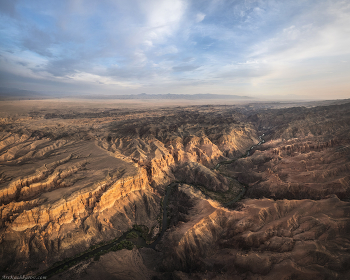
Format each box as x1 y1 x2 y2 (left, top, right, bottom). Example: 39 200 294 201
41 174 244 279
132 224 144 232
110 240 134 251
157 212 163 231
126 231 138 239
132 224 150 241
120 240 134 250
39 227 143 277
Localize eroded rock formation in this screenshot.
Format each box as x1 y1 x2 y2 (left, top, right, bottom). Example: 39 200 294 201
158 185 350 279
0 99 349 279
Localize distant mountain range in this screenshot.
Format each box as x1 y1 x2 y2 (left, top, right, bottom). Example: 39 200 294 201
84 93 252 100
0 87 47 100
0 88 251 100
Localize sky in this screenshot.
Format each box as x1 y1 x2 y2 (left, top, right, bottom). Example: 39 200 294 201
0 0 349 100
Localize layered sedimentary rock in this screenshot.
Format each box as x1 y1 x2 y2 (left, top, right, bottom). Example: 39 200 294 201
0 103 258 275
64 182 350 280
174 162 230 192
0 99 349 279
157 184 350 280
222 102 350 201
0 135 161 273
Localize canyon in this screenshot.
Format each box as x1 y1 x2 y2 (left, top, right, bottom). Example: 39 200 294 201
0 99 349 279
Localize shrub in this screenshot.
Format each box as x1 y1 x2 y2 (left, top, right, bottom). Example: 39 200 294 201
111 245 118 251
133 224 143 232
126 231 138 239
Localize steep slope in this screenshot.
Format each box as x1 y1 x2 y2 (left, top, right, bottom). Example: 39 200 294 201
0 103 258 275
1 100 349 279
222 102 350 200
158 185 350 280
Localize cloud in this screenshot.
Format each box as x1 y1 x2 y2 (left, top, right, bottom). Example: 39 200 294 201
0 0 349 99
0 0 19 17
67 71 140 88
195 12 206 23
172 64 200 72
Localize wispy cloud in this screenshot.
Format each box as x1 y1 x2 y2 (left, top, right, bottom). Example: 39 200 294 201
0 0 349 98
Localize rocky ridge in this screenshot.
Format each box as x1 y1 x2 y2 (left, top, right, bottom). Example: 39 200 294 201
0 100 349 279
0 104 257 275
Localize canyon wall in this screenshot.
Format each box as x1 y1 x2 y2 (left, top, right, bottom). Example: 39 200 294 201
0 104 258 275
0 100 349 279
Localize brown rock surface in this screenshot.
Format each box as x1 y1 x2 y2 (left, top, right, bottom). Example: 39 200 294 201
0 99 349 279
159 186 350 280
50 248 157 280
222 102 350 200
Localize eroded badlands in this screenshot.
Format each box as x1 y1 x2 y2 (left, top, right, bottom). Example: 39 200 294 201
0 99 349 279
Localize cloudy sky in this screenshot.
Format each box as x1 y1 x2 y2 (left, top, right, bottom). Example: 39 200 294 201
0 0 349 99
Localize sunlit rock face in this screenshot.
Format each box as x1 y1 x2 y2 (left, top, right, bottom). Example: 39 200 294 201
159 185 350 280
0 136 160 273
0 100 349 279
0 102 257 274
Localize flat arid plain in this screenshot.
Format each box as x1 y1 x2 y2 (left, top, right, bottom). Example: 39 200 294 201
0 98 350 280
